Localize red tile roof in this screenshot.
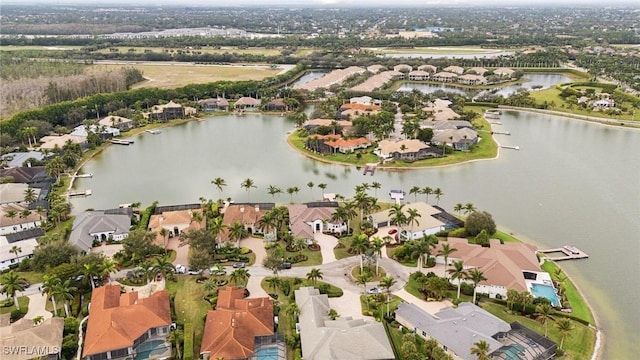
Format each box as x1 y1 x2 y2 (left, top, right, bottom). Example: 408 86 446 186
82 285 171 357
340 103 381 111
200 287 274 359
310 134 371 149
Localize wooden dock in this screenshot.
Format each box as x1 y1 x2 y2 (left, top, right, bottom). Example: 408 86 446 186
538 245 589 261
363 164 376 176
73 173 93 179
109 139 134 145
492 130 511 135
68 189 92 197
500 145 520 150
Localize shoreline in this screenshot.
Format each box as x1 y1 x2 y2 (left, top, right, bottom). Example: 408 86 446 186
499 106 640 129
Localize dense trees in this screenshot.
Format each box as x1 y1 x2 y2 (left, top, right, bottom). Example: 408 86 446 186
465 211 497 237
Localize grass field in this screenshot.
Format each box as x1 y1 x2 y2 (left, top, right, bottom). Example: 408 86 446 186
528 87 638 121
90 63 281 89
165 277 211 356
368 46 517 55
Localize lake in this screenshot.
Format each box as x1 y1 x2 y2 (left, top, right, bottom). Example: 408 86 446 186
72 110 640 359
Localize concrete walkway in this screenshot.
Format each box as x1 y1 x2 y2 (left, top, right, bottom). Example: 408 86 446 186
240 237 268 266
167 237 189 267
245 276 269 299
24 292 52 320
314 233 338 264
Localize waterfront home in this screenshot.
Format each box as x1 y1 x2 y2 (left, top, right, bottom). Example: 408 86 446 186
304 119 353 135
0 228 43 270
424 120 474 131
306 134 372 154
494 67 516 78
457 74 487 85
198 97 230 112
288 202 347 240
431 128 479 150
366 64 386 73
148 205 204 246
0 183 40 206
70 209 132 252
432 71 458 83
393 64 413 73
0 314 64 360
443 65 465 75
264 98 287 112
467 66 489 75
72 124 121 139
99 116 136 131
418 64 438 73
408 70 431 81
220 203 275 244
375 139 440 162
1 151 47 168
143 100 186 121
233 97 262 110
200 286 279 360
368 202 446 241
295 287 394 360
349 95 381 106
395 302 557 360
83 284 172 360
0 203 42 236
39 133 86 150
424 106 461 121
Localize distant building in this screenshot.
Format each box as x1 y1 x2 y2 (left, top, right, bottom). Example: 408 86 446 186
99 116 136 130
144 101 186 121
198 97 230 112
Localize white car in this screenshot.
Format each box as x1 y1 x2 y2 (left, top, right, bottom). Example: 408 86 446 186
174 264 187 274
367 287 379 294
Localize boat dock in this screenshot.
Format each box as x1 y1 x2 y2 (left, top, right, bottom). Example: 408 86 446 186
145 129 161 134
538 246 589 261
363 164 376 176
68 189 92 197
73 173 93 178
109 139 134 145
492 130 511 135
500 145 520 150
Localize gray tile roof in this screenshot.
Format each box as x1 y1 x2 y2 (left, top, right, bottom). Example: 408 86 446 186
69 211 131 252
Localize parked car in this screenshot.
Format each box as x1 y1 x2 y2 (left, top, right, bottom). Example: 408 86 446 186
367 287 379 294
232 262 246 268
187 268 202 275
280 262 292 270
174 264 187 274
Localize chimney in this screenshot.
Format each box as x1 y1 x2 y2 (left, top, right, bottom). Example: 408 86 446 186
255 204 260 212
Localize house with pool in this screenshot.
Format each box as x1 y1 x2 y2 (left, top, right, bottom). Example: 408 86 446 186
368 202 447 241
82 284 172 360
434 238 563 307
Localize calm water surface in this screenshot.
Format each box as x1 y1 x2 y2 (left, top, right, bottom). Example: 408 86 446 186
73 111 639 358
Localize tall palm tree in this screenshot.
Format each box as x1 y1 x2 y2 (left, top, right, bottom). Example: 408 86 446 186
267 185 282 200
211 177 226 199
389 203 407 238
306 268 324 286
230 268 250 287
23 188 37 204
240 178 257 202
506 289 520 311
370 236 385 275
153 255 176 281
101 258 118 284
168 328 184 360
159 227 170 253
257 211 278 240
341 201 358 234
421 186 433 203
0 272 28 311
9 245 22 263
353 191 369 220
437 242 457 278
453 203 464 215
520 291 534 315
464 203 477 215
228 221 248 247
470 339 491 360
350 234 370 271
447 260 467 299
535 303 553 337
555 318 574 350
467 268 487 304
409 186 421 202
286 186 299 203
330 206 349 236
406 208 421 232
379 275 397 316
371 182 381 198
265 276 282 293
41 275 61 316
285 302 300 322
356 272 373 304
307 181 315 199
433 188 444 205
83 262 101 289
209 217 226 242
317 183 327 198
412 235 435 272
55 279 77 317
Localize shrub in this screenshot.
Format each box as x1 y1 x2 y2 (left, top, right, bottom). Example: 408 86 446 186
64 317 79 335
2 299 14 308
61 334 79 360
465 211 496 236
281 280 291 296
10 309 25 322
448 228 467 238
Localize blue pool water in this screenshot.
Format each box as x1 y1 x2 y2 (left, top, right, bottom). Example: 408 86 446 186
530 283 561 307
253 346 279 360
134 340 168 360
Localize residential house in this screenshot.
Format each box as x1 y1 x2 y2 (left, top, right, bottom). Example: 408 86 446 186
408 70 430 81
1 151 47 168
494 67 516 78
0 203 42 236
71 124 120 139
69 209 132 252
99 116 135 131
368 202 445 241
395 302 557 360
418 64 438 73
148 205 204 247
198 97 230 112
467 67 488 75
431 128 479 150
375 139 440 162
424 120 473 132
288 202 346 241
366 64 386 74
234 97 262 110
424 106 461 122
349 96 378 106
393 64 413 73
0 228 43 270
0 314 64 360
200 286 280 360
431 71 458 83
39 134 86 150
144 101 185 121
220 203 275 244
443 65 465 75
295 287 394 360
304 119 353 135
338 103 381 120
0 166 52 185
591 98 616 110
457 74 487 85
83 285 172 360
434 238 551 299
0 183 40 205
306 135 372 154
264 98 287 112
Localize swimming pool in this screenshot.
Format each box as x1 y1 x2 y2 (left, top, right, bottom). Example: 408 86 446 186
530 283 561 307
134 340 169 360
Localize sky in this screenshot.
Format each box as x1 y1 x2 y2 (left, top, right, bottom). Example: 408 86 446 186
8 0 640 6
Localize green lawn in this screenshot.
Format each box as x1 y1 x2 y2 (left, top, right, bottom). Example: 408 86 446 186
528 88 638 121
165 277 211 356
360 294 403 320
289 131 379 166
541 261 594 325
492 230 520 243
15 271 45 284
0 296 29 315
481 301 595 359
286 247 322 267
333 236 355 260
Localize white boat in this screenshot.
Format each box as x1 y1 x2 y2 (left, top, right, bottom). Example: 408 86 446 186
145 129 161 134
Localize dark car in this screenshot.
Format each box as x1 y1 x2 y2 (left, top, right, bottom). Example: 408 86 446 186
280 262 292 270
232 262 246 268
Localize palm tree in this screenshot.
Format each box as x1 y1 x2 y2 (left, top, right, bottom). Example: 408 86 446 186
453 203 464 215
55 279 77 317
267 185 282 200
350 234 370 271
135 262 155 285
257 211 278 240
370 236 385 275
9 245 22 263
467 268 487 304
101 258 118 284
230 268 250 286
159 228 170 253
371 182 382 198
41 275 62 316
506 289 520 311
228 221 248 247
5 210 17 221
389 203 407 237
470 339 491 360
447 260 467 299
240 178 257 202
83 262 101 289
555 318 574 350
464 203 476 215
168 328 184 360
330 206 349 236
202 278 218 293
406 208 421 231
306 268 324 286
328 308 339 320
412 235 435 272
23 188 37 204
421 186 433 203
535 303 553 337
286 186 299 203
317 183 327 198
353 191 369 220
433 188 444 205
307 181 315 199
520 291 534 315
285 302 300 322
437 242 457 278
379 275 397 316
211 177 226 199
265 276 282 293
409 186 421 202
292 237 307 253
356 272 373 303
153 255 175 281
0 272 28 311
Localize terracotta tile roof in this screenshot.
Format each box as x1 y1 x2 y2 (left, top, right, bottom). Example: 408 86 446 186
83 285 171 357
309 134 372 151
148 209 204 245
220 204 268 241
376 139 429 156
200 287 274 359
340 103 381 112
287 204 338 239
